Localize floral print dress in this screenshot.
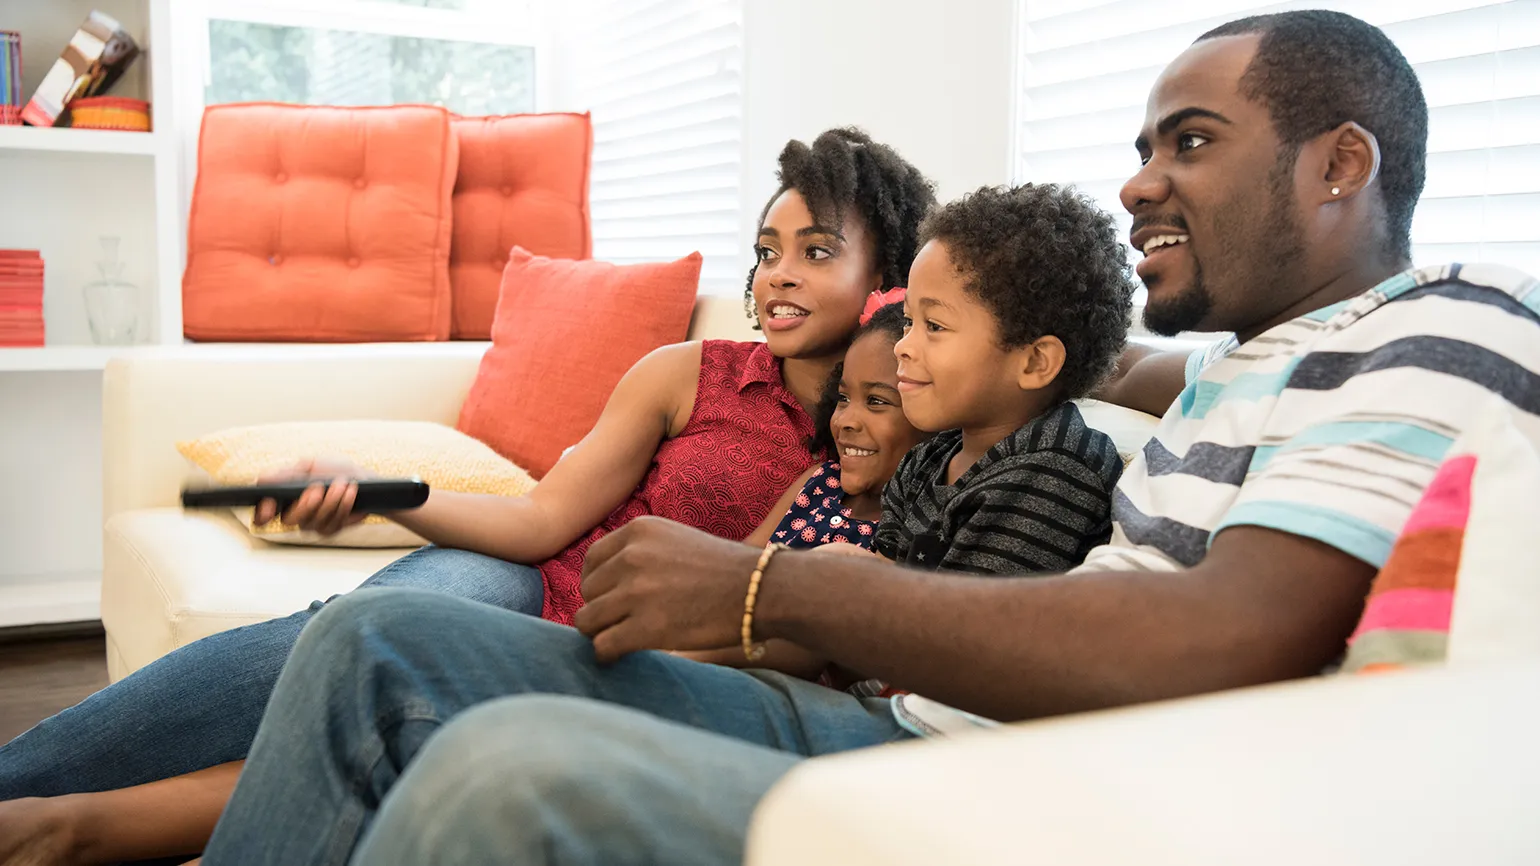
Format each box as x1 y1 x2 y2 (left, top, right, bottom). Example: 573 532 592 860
770 461 877 549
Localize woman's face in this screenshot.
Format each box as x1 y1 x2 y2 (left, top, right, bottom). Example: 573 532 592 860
830 331 929 497
751 189 883 360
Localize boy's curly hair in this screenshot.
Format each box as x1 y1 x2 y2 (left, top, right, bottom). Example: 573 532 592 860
808 301 909 457
919 184 1134 399
744 128 937 326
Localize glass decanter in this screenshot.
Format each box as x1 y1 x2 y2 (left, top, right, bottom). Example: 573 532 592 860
82 236 140 345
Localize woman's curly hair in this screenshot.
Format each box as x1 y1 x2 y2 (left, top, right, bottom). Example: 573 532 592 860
918 184 1135 399
743 128 937 326
807 301 910 457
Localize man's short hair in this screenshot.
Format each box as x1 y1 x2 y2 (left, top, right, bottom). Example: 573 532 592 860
1199 10 1428 261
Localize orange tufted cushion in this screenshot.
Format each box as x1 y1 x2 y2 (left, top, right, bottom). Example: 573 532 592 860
449 112 593 339
182 104 458 342
457 247 701 477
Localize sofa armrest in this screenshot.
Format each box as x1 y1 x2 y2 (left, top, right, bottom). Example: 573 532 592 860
103 343 490 519
747 660 1540 865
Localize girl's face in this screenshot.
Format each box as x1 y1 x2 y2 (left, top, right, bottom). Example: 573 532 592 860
830 331 930 497
752 189 883 361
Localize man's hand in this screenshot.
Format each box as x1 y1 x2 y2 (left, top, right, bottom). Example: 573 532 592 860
576 517 760 663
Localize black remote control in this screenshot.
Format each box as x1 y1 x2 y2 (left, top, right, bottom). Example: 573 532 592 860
181 478 430 514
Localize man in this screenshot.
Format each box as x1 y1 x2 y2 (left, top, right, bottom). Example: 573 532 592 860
201 11 1540 864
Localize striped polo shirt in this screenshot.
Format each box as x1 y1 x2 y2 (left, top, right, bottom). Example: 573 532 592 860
893 262 1540 738
875 401 1123 575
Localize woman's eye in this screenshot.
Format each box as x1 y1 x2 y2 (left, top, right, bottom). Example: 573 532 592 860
1176 132 1210 154
805 245 833 261
755 245 779 263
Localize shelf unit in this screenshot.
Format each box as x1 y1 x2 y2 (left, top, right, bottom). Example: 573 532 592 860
1 0 179 626
0 124 166 156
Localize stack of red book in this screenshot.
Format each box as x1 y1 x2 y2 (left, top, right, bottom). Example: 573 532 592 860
0 250 44 347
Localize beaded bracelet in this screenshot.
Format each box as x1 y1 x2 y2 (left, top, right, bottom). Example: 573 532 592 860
742 542 787 662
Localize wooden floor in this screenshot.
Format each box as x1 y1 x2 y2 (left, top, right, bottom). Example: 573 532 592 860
0 631 109 744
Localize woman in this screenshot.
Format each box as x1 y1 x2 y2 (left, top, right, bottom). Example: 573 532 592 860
0 128 936 865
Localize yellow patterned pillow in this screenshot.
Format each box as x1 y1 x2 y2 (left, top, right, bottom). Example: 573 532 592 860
177 420 536 548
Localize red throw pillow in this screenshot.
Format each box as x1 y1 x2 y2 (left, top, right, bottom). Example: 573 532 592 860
457 248 701 476
450 113 593 340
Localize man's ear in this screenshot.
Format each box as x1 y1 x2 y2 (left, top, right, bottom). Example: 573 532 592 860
1316 120 1381 205
1016 335 1066 392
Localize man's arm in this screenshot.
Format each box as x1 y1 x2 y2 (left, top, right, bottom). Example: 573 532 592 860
1091 343 1191 418
577 519 1372 722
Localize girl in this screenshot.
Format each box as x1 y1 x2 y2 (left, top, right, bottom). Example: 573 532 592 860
680 294 927 678
0 129 937 865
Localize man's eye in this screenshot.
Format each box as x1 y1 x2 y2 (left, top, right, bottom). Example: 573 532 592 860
1176 132 1210 153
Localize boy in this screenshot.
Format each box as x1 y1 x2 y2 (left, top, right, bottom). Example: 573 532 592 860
879 183 1136 573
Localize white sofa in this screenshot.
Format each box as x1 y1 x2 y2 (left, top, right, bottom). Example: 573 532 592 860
100 294 1163 681
100 300 1539 864
748 657 1540 865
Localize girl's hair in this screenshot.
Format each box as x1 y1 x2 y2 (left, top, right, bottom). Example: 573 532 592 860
809 301 909 456
744 128 938 327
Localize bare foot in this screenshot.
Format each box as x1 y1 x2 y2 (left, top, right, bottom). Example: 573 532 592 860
0 798 78 866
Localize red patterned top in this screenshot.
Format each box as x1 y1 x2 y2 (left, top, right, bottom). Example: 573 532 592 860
539 340 819 625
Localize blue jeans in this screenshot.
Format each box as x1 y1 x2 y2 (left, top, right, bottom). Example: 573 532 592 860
0 547 543 800
201 588 910 866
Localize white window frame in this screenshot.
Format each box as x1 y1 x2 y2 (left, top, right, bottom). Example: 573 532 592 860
169 0 553 242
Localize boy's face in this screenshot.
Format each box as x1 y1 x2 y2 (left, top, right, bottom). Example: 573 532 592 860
894 240 1039 433
831 331 929 497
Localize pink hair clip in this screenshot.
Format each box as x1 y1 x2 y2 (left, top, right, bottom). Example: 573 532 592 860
859 287 907 326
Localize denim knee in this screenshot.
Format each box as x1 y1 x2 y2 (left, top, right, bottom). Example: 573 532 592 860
381 696 642 831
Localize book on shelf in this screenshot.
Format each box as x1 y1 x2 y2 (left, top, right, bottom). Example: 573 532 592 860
21 12 140 129
0 250 43 347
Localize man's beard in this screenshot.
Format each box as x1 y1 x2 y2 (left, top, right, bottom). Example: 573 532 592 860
1141 156 1305 338
1143 265 1213 336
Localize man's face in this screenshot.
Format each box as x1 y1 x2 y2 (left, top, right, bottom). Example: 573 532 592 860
1120 35 1308 337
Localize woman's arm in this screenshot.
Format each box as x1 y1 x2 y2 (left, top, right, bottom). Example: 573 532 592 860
740 467 817 549
263 343 705 564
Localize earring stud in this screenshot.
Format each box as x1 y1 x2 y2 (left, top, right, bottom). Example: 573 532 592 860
1331 186 1341 196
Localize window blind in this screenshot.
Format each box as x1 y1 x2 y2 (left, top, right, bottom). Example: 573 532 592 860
1015 0 1540 284
568 0 744 293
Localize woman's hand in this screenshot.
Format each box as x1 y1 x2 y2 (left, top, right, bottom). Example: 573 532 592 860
576 517 760 663
251 457 377 536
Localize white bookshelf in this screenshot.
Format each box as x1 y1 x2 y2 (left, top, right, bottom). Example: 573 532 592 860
0 124 166 156
0 345 129 372
1 0 180 625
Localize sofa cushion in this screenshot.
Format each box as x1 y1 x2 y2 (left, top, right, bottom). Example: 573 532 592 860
457 247 701 477
102 508 401 681
450 112 592 340
177 420 537 548
182 103 459 342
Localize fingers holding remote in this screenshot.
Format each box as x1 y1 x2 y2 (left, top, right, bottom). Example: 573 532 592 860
312 477 362 536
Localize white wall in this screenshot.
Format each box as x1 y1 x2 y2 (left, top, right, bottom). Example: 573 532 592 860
740 0 1016 268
